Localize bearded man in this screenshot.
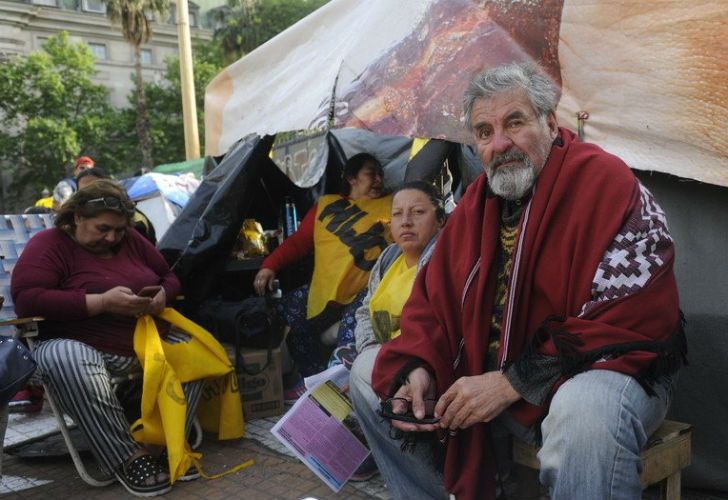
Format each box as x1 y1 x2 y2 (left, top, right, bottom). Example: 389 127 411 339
349 61 686 500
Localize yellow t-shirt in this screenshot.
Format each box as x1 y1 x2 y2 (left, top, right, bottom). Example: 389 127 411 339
34 197 53 208
369 253 418 344
307 194 392 318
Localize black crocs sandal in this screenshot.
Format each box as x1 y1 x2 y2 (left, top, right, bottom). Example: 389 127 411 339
115 453 172 497
159 450 200 482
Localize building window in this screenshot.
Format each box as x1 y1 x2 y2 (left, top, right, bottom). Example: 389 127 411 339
82 0 106 13
189 12 197 27
32 0 59 7
88 42 107 60
140 48 153 65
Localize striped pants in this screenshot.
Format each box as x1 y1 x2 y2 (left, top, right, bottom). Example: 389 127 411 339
34 336 204 474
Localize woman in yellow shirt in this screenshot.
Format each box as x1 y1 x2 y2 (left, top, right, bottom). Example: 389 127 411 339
349 180 446 365
253 153 392 401
344 180 446 480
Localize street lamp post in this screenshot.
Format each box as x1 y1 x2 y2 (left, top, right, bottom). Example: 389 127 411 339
175 0 200 160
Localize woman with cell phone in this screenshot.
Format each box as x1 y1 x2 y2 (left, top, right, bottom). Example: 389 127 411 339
11 179 200 497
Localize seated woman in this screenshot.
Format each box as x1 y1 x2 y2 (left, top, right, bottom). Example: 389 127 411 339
350 180 446 378
11 180 201 497
345 181 446 481
253 153 392 400
76 167 157 245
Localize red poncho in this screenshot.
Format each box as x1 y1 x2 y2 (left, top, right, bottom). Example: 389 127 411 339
372 128 683 499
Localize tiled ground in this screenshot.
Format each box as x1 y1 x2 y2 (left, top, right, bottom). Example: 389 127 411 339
1 405 389 499
4 406 726 499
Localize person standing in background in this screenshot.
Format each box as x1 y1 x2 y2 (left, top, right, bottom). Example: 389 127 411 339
52 156 95 211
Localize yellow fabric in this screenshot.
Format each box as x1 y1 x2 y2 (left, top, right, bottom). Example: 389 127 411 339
34 196 53 208
132 210 151 231
132 308 246 483
408 137 430 160
369 254 418 344
307 194 392 318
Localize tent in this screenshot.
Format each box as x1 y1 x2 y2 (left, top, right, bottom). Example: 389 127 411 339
206 0 728 188
124 172 200 240
152 158 206 179
157 128 471 301
177 0 727 492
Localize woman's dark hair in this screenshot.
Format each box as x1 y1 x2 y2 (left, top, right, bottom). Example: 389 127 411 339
76 166 110 183
55 179 136 231
339 152 383 196
393 180 447 222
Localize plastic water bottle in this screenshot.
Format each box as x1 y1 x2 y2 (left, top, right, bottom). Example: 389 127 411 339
283 197 298 238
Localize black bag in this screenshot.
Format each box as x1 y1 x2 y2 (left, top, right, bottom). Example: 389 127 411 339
0 337 37 407
196 296 284 376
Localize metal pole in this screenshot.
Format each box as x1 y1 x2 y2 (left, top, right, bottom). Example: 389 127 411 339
176 0 200 160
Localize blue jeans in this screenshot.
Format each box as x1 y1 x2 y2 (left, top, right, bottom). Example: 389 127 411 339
350 353 673 500
349 347 449 500
535 369 673 499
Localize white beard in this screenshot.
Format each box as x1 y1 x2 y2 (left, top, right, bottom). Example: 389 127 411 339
485 150 537 200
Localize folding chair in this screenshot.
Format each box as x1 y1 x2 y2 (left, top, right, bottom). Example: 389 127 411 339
0 213 201 487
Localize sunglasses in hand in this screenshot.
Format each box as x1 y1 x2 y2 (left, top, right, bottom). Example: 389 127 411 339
379 397 440 424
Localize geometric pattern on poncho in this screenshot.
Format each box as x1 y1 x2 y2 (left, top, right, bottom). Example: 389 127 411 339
580 182 673 317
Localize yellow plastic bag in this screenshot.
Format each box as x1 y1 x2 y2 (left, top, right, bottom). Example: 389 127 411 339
132 308 248 483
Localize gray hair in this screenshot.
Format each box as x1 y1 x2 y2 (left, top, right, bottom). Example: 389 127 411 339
463 61 558 130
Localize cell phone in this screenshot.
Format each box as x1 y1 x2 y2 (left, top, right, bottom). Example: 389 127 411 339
137 285 162 298
378 406 440 425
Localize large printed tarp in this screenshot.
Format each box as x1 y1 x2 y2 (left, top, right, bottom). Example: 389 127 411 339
206 0 728 187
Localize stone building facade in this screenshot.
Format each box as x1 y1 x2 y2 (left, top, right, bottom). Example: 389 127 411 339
0 0 213 107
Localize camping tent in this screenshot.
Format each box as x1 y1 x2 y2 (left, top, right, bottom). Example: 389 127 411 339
152 158 206 179
125 172 200 240
194 0 728 492
157 128 463 300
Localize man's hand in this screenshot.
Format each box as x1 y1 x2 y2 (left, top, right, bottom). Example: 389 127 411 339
389 367 440 433
435 371 521 430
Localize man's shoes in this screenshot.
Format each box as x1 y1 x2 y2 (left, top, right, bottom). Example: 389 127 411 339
8 386 44 414
283 380 307 405
349 455 379 482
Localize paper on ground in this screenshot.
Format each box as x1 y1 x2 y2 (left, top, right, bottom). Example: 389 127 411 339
304 363 349 391
271 380 369 492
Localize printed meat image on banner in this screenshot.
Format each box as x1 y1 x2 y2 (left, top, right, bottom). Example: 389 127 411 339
323 0 564 144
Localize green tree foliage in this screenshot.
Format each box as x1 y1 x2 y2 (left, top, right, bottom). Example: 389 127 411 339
104 0 171 169
212 0 329 63
118 39 224 166
0 32 118 210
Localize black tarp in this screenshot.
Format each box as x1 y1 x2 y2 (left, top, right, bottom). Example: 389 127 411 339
158 130 416 304
158 134 285 302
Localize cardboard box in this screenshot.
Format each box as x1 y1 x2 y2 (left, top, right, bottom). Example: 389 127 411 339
223 344 284 420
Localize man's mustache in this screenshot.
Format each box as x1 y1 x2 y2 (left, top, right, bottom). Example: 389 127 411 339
488 149 529 171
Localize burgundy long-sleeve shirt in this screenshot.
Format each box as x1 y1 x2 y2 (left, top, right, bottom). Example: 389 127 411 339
11 227 180 356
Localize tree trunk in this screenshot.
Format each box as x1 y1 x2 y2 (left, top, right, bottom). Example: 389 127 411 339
134 44 154 169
